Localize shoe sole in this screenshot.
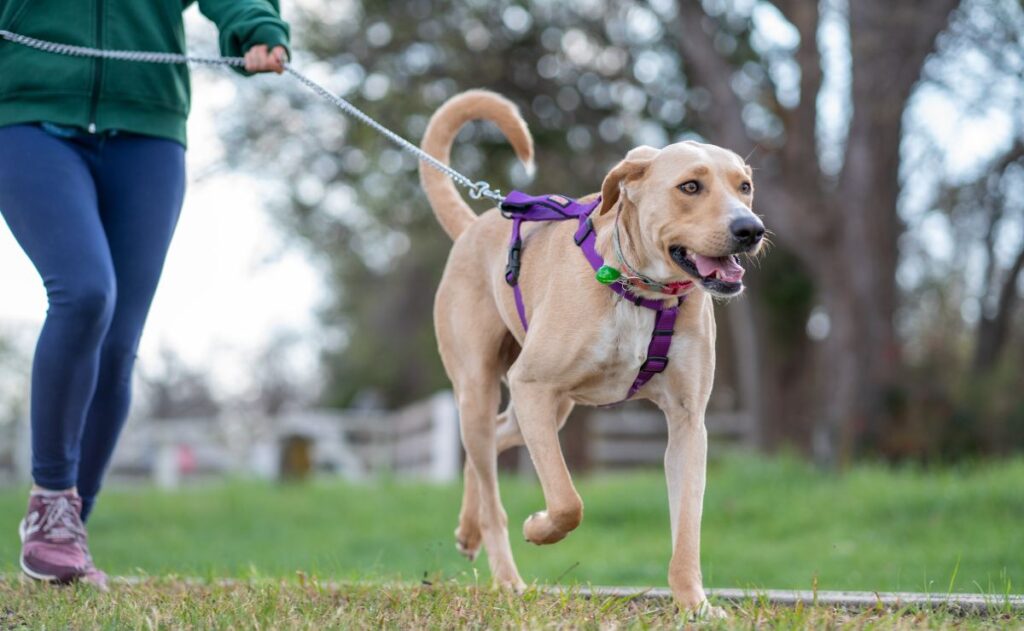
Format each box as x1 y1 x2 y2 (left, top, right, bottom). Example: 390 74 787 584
18 518 64 583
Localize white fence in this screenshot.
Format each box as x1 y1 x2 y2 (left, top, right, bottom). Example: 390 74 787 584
587 408 755 469
0 391 462 487
0 392 755 487
144 391 462 487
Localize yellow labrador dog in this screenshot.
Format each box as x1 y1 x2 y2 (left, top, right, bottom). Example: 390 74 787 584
419 90 764 616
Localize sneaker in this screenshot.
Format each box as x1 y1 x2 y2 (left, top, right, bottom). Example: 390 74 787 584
18 491 88 583
77 534 110 591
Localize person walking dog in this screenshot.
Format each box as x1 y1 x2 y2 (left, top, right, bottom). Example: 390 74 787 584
0 0 290 587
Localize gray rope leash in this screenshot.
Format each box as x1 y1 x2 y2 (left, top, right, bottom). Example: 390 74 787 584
0 29 505 203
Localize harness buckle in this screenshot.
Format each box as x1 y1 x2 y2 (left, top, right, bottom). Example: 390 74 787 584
505 238 523 286
640 355 669 373
574 217 595 246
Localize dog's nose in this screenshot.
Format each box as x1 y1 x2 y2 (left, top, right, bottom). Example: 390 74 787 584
730 216 765 248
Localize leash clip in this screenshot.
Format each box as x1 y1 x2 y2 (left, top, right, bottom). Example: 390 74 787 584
470 180 502 202
505 238 523 286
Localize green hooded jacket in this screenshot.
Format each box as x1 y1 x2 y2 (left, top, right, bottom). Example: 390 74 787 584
0 0 290 146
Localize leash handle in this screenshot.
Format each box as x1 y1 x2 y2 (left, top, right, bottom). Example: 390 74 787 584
0 29 505 204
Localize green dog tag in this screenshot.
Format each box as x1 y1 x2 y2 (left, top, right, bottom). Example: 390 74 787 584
595 265 621 284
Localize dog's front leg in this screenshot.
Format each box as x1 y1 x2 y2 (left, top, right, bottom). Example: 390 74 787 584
661 404 723 618
509 379 581 545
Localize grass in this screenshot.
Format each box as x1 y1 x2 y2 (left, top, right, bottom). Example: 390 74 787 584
2 454 1022 628
2 578 1022 629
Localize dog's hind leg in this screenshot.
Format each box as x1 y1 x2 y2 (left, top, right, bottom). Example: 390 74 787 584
435 265 524 583
455 406 518 561
455 342 522 562
455 459 483 561
496 398 573 452
455 375 525 589
508 377 581 545
456 406 519 561
495 405 522 451
457 399 570 559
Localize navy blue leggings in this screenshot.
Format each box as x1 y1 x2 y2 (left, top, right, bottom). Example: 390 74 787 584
0 123 184 521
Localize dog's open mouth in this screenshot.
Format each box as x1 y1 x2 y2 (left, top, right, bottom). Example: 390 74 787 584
669 246 745 295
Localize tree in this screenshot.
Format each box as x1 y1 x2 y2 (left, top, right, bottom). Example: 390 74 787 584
138 347 221 420
671 0 964 462
920 0 1024 374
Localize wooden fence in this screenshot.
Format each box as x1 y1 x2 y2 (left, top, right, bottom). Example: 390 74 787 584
0 392 755 486
586 407 755 470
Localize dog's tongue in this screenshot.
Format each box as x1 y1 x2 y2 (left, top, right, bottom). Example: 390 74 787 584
693 254 745 282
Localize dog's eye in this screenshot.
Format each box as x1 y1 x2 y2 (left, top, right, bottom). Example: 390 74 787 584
678 180 701 195
740 181 752 194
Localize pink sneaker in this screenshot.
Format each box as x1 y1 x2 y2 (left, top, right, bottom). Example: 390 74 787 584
77 534 110 591
18 491 88 583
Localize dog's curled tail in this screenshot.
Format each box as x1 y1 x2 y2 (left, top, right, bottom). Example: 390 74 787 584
419 90 534 240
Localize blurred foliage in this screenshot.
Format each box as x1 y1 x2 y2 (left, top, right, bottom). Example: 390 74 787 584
891 0 1024 461
216 0 1024 460
757 247 814 345
138 347 222 420
221 0 717 407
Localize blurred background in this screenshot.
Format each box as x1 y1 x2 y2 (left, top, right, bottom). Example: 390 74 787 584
0 0 1022 593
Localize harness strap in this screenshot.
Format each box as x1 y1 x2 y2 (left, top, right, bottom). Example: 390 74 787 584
573 216 678 311
506 217 529 330
499 191 684 402
503 192 596 331
572 207 681 403
627 307 679 400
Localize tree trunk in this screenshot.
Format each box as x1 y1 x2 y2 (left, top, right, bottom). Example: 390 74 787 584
973 246 1024 372
674 0 960 464
814 0 956 460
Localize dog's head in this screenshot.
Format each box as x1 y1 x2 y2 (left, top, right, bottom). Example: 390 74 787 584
599 141 764 298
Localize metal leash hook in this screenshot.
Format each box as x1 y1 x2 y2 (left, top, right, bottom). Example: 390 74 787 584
0 29 507 205
469 180 503 203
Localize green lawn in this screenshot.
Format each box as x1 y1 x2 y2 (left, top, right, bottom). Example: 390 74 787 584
2 579 1022 630
2 454 1021 595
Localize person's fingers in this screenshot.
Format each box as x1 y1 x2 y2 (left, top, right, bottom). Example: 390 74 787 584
245 44 269 73
244 45 287 74
270 46 288 73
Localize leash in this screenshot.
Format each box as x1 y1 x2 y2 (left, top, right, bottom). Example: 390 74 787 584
0 29 505 204
1 30 680 402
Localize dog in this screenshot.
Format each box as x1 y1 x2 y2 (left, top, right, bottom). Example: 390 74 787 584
419 90 764 617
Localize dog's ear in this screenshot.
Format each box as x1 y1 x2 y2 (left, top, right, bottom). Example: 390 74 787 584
599 146 659 215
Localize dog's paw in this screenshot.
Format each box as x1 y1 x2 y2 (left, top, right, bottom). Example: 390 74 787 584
688 600 727 621
672 584 727 621
492 574 527 594
522 511 572 545
454 525 481 561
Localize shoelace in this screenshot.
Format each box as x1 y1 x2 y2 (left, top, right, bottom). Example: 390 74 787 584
26 496 87 543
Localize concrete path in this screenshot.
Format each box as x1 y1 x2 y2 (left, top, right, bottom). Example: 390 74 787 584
559 586 1024 613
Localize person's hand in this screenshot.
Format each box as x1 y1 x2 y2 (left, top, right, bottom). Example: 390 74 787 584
244 45 288 74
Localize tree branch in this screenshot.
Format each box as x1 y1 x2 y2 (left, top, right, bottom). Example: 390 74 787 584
673 2 751 151
766 0 823 184
672 1 827 256
974 242 1024 372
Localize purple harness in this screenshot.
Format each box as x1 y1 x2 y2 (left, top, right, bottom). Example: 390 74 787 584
500 190 684 402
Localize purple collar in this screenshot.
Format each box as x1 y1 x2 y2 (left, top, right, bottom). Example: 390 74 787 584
500 191 684 402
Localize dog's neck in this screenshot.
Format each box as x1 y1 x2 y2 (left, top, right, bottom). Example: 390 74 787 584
590 202 696 302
